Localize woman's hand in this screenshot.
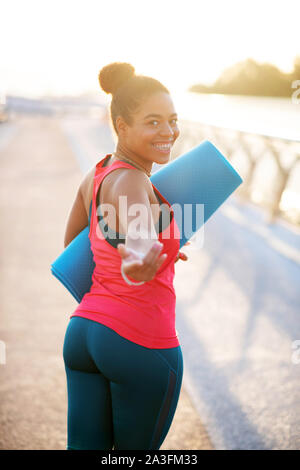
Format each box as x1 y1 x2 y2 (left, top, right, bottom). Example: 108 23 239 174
174 241 191 263
117 241 167 282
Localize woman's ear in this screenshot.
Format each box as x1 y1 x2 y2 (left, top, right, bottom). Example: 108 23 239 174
116 115 127 137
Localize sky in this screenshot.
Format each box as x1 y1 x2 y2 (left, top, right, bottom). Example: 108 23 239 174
1 0 299 99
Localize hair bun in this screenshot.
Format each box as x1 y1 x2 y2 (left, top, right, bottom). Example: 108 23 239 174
98 62 135 95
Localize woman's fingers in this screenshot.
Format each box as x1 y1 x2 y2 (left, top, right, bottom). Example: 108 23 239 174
156 253 167 269
123 260 143 274
175 251 189 263
144 243 168 271
140 241 162 266
117 244 126 258
118 241 168 281
135 243 167 276
117 244 141 263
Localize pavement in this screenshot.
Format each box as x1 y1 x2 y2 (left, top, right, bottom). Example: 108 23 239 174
0 114 213 450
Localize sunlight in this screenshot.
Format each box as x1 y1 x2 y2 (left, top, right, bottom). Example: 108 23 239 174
1 0 299 97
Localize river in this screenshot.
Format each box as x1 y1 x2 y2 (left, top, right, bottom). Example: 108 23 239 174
173 91 300 142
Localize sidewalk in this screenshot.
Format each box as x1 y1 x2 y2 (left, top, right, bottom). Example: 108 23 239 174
0 114 213 450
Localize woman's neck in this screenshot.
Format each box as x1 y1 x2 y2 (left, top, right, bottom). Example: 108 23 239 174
113 145 153 177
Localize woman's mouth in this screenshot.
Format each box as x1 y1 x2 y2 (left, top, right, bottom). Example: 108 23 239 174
152 142 173 154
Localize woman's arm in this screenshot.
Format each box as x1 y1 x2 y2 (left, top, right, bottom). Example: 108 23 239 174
63 166 95 248
113 169 159 254
112 170 167 282
63 187 89 248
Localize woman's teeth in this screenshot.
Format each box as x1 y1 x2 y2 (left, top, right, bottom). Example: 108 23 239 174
152 143 172 153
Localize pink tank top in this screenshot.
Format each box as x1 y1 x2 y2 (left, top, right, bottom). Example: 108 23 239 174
70 155 180 349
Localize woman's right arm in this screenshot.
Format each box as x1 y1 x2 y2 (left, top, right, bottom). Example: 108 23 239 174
110 169 167 282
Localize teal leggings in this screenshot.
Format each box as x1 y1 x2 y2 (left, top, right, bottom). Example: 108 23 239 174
63 317 183 450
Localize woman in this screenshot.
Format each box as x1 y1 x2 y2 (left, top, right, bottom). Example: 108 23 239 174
63 62 189 450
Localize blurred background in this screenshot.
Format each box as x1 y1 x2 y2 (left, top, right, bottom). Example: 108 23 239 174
0 0 299 451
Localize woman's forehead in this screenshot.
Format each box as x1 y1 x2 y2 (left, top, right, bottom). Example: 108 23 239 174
137 92 177 118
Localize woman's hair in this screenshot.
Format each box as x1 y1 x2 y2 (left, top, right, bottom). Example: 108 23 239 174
98 62 170 135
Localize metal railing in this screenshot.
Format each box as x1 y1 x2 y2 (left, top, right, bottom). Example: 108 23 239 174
172 119 300 227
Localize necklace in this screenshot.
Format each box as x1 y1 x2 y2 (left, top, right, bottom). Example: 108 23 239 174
112 152 152 178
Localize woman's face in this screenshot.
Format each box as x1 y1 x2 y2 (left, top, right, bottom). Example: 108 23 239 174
116 92 180 166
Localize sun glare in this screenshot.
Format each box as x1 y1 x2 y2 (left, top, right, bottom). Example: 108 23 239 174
1 0 299 97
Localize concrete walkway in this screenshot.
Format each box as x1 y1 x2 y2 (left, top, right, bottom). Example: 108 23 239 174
0 114 213 450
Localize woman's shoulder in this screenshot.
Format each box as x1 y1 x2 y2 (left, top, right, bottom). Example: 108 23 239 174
78 155 114 209
113 167 156 202
80 164 96 194
102 156 153 199
79 157 155 214
80 154 112 192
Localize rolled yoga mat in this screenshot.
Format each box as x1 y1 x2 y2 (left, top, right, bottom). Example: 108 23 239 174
51 140 243 302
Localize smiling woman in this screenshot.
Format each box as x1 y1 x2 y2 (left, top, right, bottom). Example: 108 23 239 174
99 62 180 171
62 61 186 451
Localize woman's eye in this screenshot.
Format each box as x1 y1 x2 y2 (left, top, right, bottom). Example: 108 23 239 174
149 119 178 126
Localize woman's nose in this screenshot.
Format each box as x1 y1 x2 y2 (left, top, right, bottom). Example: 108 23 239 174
159 122 174 137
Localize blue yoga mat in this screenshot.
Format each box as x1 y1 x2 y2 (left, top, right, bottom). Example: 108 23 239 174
51 140 243 303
